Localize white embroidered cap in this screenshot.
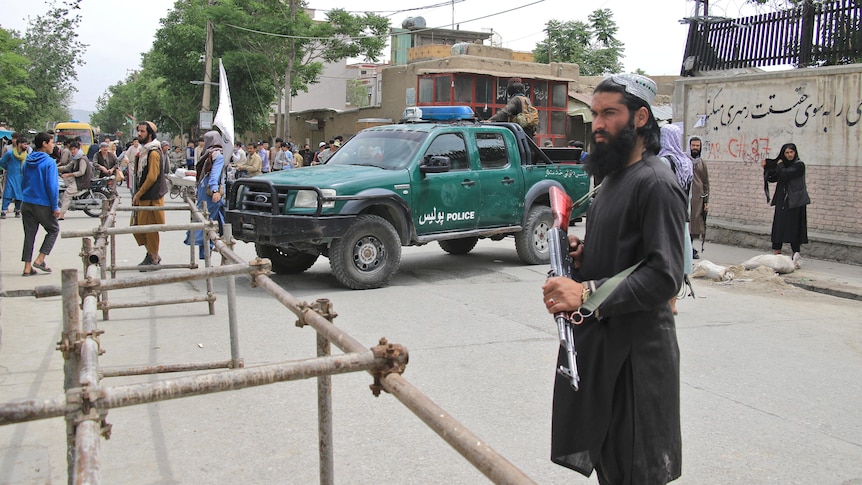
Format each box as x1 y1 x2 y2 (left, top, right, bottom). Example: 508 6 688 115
609 73 657 106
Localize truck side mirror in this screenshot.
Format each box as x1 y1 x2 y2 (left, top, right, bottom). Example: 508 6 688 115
420 155 451 174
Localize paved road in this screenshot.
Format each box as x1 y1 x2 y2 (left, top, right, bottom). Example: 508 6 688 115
1 196 861 484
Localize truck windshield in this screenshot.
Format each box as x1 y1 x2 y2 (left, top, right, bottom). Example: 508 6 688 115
327 130 428 170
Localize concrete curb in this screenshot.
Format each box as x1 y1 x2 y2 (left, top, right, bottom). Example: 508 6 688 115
784 277 862 302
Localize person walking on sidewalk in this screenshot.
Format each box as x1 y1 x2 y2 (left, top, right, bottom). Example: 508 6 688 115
0 133 28 219
132 121 169 270
20 132 60 276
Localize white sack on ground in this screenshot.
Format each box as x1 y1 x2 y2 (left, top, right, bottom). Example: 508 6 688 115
742 254 796 274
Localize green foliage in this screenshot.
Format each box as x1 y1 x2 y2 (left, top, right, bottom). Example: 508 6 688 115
16 0 87 130
0 28 36 129
90 0 390 138
346 79 370 108
532 9 624 76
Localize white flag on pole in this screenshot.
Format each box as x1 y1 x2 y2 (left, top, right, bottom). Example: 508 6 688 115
213 58 234 163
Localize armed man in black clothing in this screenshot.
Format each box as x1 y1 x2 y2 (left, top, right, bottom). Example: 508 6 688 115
541 73 686 484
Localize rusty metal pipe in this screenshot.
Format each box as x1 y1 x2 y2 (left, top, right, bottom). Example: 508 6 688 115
317 328 334 485
97 352 381 409
224 224 241 365
84 262 268 292
0 397 73 425
112 205 190 211
252 276 367 355
61 222 213 239
108 262 199 272
1 352 380 426
381 373 537 485
101 360 235 378
73 419 101 484
99 294 215 310
61 269 81 484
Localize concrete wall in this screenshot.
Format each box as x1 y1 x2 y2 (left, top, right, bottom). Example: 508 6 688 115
675 64 862 262
289 59 348 112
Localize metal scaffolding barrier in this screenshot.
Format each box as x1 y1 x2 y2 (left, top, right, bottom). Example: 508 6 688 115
0 195 538 485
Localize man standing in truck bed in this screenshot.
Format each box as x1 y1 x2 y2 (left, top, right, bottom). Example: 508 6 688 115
541 73 686 484
488 77 538 137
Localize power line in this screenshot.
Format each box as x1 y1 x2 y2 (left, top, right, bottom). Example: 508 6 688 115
318 0 467 17
224 0 545 42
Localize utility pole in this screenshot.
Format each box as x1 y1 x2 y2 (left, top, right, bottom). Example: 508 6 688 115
202 20 214 111
282 0 298 143
200 0 215 132
451 0 455 29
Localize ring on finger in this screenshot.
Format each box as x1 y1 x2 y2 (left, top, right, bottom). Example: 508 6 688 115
548 298 556 305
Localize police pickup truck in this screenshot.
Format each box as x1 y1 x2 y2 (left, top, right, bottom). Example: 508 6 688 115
226 106 591 289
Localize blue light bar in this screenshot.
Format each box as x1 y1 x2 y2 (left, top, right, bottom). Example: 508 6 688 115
403 106 475 122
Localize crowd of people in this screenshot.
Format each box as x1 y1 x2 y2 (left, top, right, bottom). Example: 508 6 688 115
0 124 337 276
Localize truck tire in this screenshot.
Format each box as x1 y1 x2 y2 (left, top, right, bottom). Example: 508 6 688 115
330 215 401 289
256 244 319 274
83 192 109 218
515 205 552 265
438 237 479 255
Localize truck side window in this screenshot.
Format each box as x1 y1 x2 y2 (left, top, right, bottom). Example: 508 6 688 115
475 132 509 169
423 133 468 171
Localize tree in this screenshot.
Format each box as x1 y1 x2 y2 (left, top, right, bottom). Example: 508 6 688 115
0 28 36 129
128 0 389 139
346 79 370 108
16 0 87 130
532 9 625 76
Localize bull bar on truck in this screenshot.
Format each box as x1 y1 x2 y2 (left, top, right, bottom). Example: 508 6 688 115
226 178 399 245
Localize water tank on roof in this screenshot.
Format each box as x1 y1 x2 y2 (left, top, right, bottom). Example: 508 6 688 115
402 16 426 30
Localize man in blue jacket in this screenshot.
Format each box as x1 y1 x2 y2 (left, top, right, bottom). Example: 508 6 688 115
0 133 29 218
20 132 60 276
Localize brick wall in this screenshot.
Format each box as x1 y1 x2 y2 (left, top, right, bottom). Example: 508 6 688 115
710 162 862 237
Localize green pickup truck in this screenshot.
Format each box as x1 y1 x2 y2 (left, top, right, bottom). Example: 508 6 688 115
226 108 591 289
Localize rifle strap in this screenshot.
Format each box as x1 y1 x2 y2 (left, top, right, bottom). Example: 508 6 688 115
571 182 601 210
580 258 644 315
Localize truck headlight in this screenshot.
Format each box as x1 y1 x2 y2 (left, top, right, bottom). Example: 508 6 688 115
295 189 336 209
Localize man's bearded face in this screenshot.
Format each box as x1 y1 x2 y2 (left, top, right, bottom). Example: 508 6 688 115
137 126 149 144
584 113 638 180
690 140 702 159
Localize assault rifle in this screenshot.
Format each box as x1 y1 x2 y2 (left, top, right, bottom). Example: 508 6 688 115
547 184 600 391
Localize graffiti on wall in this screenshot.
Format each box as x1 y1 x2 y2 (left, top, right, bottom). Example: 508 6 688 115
690 72 862 166
705 135 772 166
708 86 862 130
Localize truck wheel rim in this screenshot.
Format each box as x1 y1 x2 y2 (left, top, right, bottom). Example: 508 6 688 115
534 221 550 252
353 236 383 271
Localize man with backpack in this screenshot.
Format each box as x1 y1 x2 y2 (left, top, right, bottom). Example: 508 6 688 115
488 77 539 137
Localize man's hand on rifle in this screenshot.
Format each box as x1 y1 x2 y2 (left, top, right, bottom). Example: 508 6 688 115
542 278 586 317
568 235 584 269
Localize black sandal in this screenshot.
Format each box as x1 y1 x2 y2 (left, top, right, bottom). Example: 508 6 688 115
22 268 38 276
32 261 52 273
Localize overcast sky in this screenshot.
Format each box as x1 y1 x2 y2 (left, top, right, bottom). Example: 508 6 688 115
2 0 761 112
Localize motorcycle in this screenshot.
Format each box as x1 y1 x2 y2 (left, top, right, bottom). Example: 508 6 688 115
59 175 118 218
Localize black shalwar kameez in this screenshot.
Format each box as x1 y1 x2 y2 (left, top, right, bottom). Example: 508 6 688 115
552 154 686 484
